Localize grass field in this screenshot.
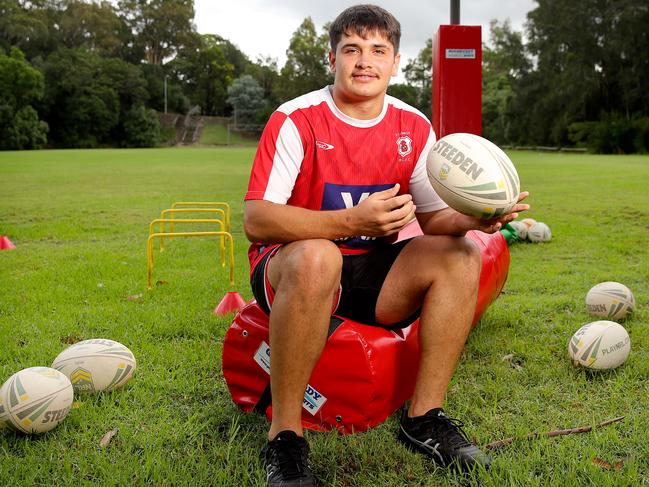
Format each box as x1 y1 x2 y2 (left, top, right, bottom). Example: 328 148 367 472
1 148 648 486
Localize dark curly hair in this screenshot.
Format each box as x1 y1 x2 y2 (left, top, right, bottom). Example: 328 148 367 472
329 4 401 53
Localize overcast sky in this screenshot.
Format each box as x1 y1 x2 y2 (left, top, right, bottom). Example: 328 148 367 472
194 0 537 82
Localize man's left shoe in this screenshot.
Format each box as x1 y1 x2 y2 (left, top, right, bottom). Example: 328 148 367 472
398 407 491 471
263 430 317 486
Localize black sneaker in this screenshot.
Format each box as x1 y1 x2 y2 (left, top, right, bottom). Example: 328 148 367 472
263 430 317 487
398 408 491 471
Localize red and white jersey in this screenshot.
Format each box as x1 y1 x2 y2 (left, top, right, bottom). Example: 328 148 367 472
245 86 447 261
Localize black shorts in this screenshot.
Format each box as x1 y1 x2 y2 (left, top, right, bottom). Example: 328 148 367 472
250 239 420 329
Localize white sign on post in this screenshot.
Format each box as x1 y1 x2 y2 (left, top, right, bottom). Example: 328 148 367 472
445 48 476 59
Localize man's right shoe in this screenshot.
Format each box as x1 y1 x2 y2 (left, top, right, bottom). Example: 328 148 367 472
398 407 491 471
263 430 317 486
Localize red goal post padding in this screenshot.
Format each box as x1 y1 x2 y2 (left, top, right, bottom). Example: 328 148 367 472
221 228 509 434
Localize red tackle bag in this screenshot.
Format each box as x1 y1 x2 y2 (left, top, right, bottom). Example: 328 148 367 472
221 229 509 434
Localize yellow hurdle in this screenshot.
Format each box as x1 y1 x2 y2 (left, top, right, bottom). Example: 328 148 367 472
171 202 231 233
158 208 226 252
147 231 235 290
149 218 226 267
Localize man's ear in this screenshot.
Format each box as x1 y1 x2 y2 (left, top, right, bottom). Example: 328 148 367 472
391 52 401 77
328 50 336 72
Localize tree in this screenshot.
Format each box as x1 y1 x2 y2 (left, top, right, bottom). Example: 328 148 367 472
118 0 197 65
274 17 332 102
517 0 649 148
227 74 264 128
0 47 48 149
482 20 531 144
402 38 432 118
0 47 44 109
140 63 189 114
101 57 166 147
246 56 279 100
387 83 419 109
0 0 53 59
523 1 604 145
169 34 235 115
1 1 136 62
4 106 49 149
57 1 131 59
41 48 152 147
101 57 149 110
593 0 649 118
122 104 160 147
245 56 280 123
217 36 249 79
41 48 119 147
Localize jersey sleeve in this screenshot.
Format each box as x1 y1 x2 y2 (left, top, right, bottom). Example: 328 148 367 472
410 127 448 213
245 111 304 204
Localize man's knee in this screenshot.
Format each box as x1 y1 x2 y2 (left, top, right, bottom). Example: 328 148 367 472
454 236 482 273
438 236 482 284
272 239 342 291
411 235 481 280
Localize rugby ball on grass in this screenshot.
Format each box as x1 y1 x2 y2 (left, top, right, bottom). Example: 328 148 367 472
0 381 9 430
527 222 552 242
52 339 136 393
568 321 630 370
0 367 73 433
426 133 520 219
508 220 528 240
586 282 635 320
0 390 8 430
521 218 537 228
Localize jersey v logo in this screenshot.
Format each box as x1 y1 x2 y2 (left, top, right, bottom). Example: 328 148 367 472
321 183 393 211
321 183 394 249
341 192 370 208
316 140 335 150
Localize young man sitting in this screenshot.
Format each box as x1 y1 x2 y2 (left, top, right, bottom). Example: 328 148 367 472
243 5 529 485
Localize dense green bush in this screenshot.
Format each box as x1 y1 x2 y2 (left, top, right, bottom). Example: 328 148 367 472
122 104 161 148
2 105 49 149
569 115 649 154
0 47 49 149
633 117 649 153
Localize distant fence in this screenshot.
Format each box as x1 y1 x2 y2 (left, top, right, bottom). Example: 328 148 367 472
501 145 588 153
157 111 209 145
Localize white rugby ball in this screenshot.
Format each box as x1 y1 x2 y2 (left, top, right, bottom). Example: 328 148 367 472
568 321 630 370
527 221 552 242
520 218 537 228
0 367 73 433
508 220 528 240
0 380 10 430
426 133 520 219
52 339 136 393
586 282 635 320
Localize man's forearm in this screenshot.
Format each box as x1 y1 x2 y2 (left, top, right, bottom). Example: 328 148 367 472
244 200 355 244
417 208 469 237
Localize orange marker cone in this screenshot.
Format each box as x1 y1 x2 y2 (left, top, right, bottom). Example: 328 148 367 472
0 236 15 250
214 291 246 316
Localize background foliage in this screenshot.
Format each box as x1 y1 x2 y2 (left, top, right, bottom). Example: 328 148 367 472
483 1 649 152
1 0 648 151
